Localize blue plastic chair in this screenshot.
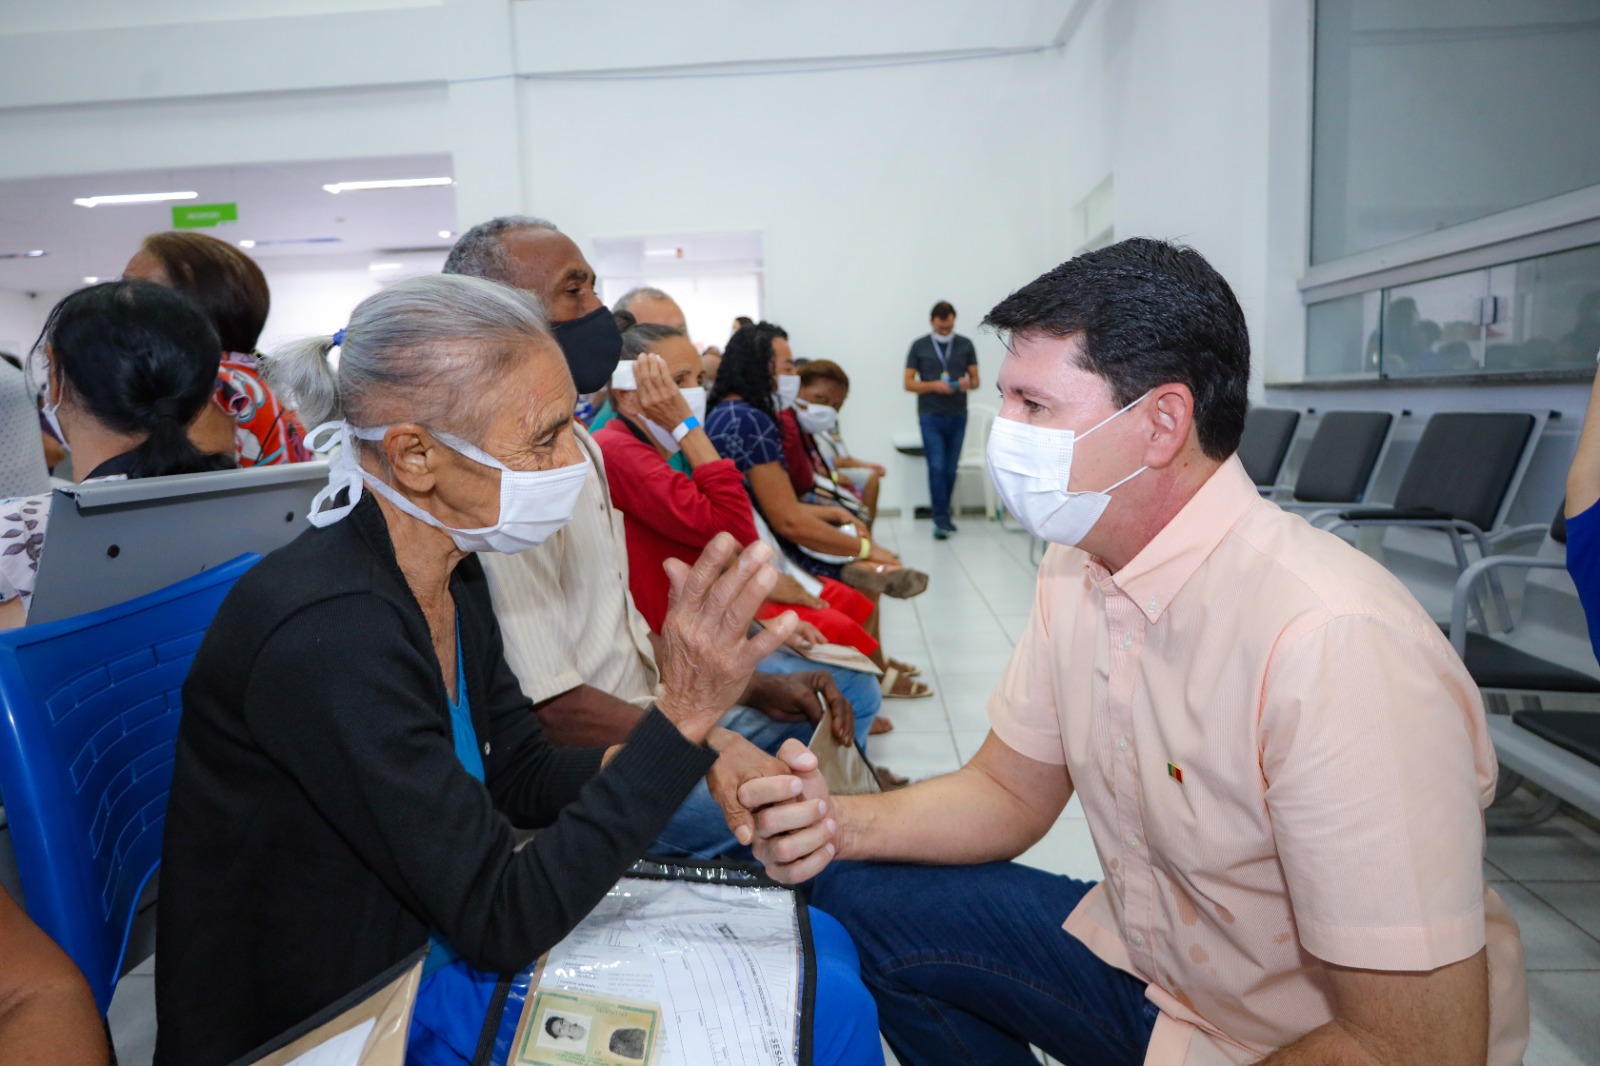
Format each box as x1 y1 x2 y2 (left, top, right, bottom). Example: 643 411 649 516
0 553 259 1011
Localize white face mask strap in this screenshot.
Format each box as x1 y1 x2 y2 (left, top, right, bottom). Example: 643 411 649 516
1102 465 1148 494
305 421 368 527
1079 389 1155 441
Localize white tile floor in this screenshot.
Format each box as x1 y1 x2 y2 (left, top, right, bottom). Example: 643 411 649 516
107 512 1600 1066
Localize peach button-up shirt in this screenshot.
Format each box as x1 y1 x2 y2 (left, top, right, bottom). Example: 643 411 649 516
988 456 1527 1065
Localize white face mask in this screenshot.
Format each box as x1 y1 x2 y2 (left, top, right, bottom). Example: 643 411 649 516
773 374 801 411
304 421 590 554
985 391 1151 547
639 387 707 456
793 397 839 435
25 349 66 446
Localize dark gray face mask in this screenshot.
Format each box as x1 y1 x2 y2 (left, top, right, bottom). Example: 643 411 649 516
552 306 623 394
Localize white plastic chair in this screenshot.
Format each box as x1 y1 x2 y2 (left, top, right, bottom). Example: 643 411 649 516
954 403 999 520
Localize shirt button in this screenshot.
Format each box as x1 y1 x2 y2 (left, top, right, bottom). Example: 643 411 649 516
1128 834 1141 850
1117 735 1129 752
1146 599 1158 614
483 742 491 756
1119 634 1132 651
1130 931 1146 947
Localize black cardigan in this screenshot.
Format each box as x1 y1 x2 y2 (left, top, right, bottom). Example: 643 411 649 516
154 494 715 1066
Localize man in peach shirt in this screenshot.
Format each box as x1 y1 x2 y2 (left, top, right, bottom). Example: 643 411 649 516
742 239 1527 1065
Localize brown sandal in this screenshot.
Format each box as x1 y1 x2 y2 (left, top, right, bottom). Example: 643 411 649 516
886 658 922 678
841 563 930 600
880 667 934 699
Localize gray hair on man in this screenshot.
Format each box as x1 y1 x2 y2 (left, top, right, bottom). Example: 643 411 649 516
442 216 560 285
614 286 675 315
619 321 685 362
266 274 552 447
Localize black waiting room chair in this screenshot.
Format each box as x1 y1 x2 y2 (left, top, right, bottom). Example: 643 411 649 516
1265 410 1394 513
1313 411 1543 582
1236 407 1301 489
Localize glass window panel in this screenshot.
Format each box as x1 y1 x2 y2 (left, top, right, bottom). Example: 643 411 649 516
1380 271 1489 377
1305 291 1380 378
1487 243 1600 370
1312 0 1600 264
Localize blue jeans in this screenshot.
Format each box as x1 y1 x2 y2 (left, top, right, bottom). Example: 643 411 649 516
652 648 881 861
408 907 882 1066
919 413 967 528
810 861 1158 1066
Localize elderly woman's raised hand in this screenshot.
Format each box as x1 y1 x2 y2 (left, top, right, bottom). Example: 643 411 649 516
655 534 798 743
634 352 694 430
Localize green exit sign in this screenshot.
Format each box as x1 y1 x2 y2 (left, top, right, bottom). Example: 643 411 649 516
171 202 238 228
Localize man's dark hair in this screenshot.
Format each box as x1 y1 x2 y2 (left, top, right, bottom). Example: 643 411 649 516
138 231 270 354
930 301 956 321
734 315 755 330
710 321 788 422
982 238 1249 460
798 358 849 393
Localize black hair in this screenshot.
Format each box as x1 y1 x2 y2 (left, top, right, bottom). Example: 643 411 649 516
33 281 235 479
709 321 788 422
930 301 956 321
139 231 271 354
734 315 755 330
982 238 1250 460
613 308 638 333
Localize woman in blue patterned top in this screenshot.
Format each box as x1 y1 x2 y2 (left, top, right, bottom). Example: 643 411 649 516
706 323 928 605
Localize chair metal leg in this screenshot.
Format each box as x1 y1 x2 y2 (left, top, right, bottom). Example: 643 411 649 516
1487 788 1563 830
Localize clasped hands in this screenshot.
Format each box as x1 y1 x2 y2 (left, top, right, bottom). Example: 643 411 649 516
654 534 845 864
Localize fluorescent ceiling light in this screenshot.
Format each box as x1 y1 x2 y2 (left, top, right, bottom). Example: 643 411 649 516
25 250 45 257
238 240 256 249
368 262 403 272
644 248 682 258
438 230 453 239
72 191 198 208
322 178 454 194
82 276 99 284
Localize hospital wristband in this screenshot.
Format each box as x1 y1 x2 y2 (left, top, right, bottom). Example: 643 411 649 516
672 416 701 442
857 537 872 560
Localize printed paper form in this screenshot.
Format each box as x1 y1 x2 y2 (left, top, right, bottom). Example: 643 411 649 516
535 878 801 1066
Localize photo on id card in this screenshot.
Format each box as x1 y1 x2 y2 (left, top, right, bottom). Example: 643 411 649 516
515 989 661 1066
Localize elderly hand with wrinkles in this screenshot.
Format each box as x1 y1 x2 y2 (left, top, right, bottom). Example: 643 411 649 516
633 352 693 430
655 534 798 741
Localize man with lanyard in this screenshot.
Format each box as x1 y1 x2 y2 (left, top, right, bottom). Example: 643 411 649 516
903 300 978 539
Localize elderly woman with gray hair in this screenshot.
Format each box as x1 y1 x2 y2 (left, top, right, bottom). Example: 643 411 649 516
153 275 881 1066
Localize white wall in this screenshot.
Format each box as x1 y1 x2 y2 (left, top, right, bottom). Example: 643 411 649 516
0 2 1079 510
0 0 1589 521
0 290 60 359
521 51 1070 512
1044 0 1280 388
257 252 447 353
